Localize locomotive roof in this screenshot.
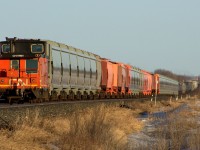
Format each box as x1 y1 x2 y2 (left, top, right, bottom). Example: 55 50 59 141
1 37 100 57
0 37 45 42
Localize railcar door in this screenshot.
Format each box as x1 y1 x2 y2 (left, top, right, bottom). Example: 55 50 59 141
121 65 126 92
84 58 91 89
10 59 20 77
52 49 62 88
77 56 85 88
90 60 97 88
61 51 70 88
38 58 48 88
69 53 78 88
10 59 20 90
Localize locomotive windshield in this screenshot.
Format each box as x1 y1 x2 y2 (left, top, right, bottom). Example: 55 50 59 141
31 44 44 53
2 44 10 53
0 39 45 58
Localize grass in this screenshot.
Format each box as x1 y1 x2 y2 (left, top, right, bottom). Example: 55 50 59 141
0 104 143 150
141 99 200 150
0 98 198 150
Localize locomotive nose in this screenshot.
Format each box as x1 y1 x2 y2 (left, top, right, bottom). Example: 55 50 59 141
10 79 18 88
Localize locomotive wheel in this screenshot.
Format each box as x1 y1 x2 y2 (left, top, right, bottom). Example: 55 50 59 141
8 98 12 105
29 99 36 104
39 98 43 103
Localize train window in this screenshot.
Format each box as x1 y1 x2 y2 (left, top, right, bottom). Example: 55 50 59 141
26 59 38 73
2 44 10 53
31 44 44 53
11 60 19 70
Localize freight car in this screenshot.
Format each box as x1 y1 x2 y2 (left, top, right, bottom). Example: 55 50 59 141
128 66 146 96
141 70 152 96
152 74 179 96
0 37 179 104
179 82 186 95
100 59 128 99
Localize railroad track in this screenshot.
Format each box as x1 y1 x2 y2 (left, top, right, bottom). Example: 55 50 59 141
0 94 175 109
0 97 150 109
0 96 175 128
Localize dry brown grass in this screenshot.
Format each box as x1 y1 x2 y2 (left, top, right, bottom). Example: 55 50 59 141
0 104 143 150
59 105 143 150
129 99 184 117
0 99 196 150
148 100 200 150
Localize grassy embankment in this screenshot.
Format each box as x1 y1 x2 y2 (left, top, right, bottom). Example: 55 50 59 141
0 98 193 150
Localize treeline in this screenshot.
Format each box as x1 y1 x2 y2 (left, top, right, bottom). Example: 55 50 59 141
154 69 199 82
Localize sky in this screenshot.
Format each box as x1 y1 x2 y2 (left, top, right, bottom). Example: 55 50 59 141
0 0 200 75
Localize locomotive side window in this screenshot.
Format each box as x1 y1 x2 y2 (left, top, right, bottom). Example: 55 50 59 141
11 60 19 70
26 59 38 73
31 44 44 53
2 44 10 53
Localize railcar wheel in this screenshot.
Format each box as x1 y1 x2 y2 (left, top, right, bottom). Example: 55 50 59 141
117 93 120 99
111 93 115 99
69 91 75 100
106 93 111 99
76 91 82 100
94 93 100 100
83 92 88 100
60 91 67 101
100 92 105 99
89 92 94 100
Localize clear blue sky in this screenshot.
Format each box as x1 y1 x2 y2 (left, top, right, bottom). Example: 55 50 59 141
1 0 200 75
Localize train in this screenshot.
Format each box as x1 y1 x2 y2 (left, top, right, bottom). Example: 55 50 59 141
0 37 179 104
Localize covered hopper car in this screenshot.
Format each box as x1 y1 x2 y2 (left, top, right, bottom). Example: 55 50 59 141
152 74 179 96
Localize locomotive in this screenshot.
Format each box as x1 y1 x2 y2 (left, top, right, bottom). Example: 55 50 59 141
0 37 179 104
